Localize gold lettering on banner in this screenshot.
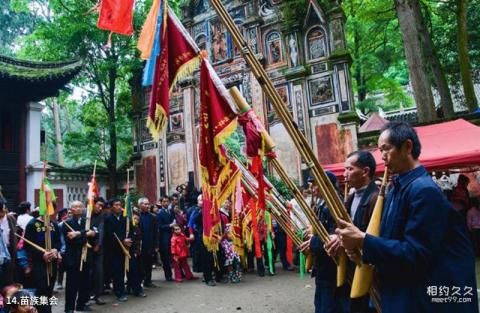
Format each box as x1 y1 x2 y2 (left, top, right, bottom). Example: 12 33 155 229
175 52 193 66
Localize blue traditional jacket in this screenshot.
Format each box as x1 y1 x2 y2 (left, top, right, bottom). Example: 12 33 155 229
363 166 478 313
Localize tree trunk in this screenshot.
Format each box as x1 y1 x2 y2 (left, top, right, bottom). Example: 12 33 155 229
412 0 454 118
395 0 437 122
52 99 65 166
348 1 367 103
354 26 367 102
456 0 478 112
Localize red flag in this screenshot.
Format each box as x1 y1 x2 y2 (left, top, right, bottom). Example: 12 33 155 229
87 175 99 209
97 0 134 35
286 203 293 265
147 8 203 140
250 155 265 258
199 59 238 252
238 109 264 157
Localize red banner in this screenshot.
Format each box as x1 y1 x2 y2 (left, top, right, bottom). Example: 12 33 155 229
97 0 134 35
238 109 264 157
199 59 238 252
147 9 202 140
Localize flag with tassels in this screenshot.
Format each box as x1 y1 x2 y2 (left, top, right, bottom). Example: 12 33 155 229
199 59 239 253
39 177 56 217
97 0 134 35
147 7 204 140
238 106 268 259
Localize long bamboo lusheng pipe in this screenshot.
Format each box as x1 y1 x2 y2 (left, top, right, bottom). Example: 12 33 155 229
229 86 344 279
240 174 303 246
351 169 389 298
15 233 47 253
229 87 329 243
113 233 131 259
233 153 306 243
81 161 97 271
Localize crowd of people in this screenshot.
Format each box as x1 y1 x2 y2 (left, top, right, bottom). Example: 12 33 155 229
0 186 299 313
1 121 480 313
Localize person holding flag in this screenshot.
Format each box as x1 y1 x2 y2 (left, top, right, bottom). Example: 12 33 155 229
24 168 61 313
62 201 97 313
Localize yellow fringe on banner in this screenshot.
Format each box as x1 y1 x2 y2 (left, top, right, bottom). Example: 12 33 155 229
169 54 203 93
146 104 167 142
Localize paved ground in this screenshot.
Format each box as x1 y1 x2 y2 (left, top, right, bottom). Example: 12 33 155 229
52 265 315 313
50 258 480 313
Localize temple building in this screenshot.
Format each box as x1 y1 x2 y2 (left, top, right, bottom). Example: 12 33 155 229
132 0 358 199
0 55 82 208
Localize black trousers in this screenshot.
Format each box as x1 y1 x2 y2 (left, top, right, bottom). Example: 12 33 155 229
65 263 90 311
111 253 126 298
246 241 268 274
140 250 154 285
158 239 172 280
274 231 290 269
199 243 224 282
127 255 143 295
91 252 104 297
32 262 57 313
103 248 112 289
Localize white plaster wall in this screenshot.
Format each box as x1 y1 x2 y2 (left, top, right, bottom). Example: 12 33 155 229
270 123 301 183
167 142 188 195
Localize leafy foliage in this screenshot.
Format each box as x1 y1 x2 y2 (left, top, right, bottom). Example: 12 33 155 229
429 0 480 106
342 0 413 113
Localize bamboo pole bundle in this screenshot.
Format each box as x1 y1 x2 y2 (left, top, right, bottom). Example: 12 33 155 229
240 176 302 247
209 0 356 286
209 0 351 226
228 87 329 244
80 161 97 271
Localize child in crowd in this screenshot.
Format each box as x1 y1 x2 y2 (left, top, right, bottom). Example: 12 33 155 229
221 224 242 283
170 224 196 282
173 205 187 231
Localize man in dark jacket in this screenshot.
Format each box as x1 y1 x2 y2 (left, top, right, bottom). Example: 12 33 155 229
104 198 133 301
25 211 61 313
326 150 379 313
63 200 97 313
90 197 106 305
156 196 174 281
138 197 158 287
306 173 349 313
337 121 478 313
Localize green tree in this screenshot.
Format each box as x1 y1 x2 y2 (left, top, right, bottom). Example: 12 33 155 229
342 0 412 113
14 0 154 194
0 0 40 55
456 0 478 111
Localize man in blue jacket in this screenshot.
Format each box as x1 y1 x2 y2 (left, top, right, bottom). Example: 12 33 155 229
336 121 478 313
